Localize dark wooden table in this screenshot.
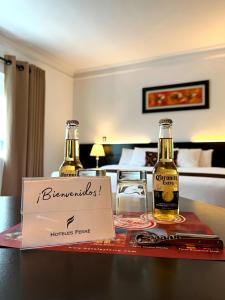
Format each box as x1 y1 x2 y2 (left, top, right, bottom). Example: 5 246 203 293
0 196 225 300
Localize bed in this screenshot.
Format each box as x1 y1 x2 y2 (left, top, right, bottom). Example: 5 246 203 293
79 141 225 208
100 165 225 208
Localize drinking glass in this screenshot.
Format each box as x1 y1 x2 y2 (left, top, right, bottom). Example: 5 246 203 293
115 170 148 224
77 168 106 177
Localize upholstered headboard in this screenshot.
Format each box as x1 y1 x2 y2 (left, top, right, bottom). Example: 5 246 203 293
79 142 225 168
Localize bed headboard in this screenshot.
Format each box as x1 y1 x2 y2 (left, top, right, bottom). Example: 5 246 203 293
79 142 225 168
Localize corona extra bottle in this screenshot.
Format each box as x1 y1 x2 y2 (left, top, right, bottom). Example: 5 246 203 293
59 120 83 176
152 119 179 221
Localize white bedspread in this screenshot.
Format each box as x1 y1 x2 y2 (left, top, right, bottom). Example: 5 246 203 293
100 165 225 208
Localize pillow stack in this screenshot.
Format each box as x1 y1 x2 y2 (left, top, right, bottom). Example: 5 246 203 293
118 148 134 165
119 147 157 166
177 149 213 167
118 147 213 168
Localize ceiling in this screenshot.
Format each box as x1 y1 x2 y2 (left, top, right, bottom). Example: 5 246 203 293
1 0 225 76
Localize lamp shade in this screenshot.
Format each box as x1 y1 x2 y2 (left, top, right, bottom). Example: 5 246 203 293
90 144 105 157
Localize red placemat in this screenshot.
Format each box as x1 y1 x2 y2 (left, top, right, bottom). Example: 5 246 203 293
0 212 224 260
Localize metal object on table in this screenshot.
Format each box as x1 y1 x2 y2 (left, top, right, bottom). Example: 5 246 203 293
135 231 224 250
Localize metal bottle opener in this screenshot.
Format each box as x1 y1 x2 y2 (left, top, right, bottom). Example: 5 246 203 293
135 231 224 250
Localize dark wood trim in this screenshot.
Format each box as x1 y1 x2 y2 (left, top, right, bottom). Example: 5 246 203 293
100 169 225 178
80 141 225 168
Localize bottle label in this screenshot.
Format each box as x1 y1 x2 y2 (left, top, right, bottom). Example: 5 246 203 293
153 174 179 210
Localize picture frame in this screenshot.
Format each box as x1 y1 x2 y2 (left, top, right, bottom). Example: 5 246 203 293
142 80 209 113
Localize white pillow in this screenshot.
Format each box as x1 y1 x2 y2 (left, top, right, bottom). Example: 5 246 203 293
199 149 214 167
119 148 134 165
177 149 202 167
130 147 158 166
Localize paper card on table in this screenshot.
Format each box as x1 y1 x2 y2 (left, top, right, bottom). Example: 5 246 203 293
21 176 115 249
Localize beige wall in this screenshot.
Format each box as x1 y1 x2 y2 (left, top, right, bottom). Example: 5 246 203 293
74 48 225 144
41 65 74 176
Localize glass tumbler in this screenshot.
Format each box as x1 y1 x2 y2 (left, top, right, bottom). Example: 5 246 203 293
77 168 106 177
115 170 148 224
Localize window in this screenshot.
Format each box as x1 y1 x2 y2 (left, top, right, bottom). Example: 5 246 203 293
0 72 6 158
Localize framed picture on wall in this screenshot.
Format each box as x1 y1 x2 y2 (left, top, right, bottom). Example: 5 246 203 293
142 80 209 113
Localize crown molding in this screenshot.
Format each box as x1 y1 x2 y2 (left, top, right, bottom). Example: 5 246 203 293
0 30 74 77
1 29 225 80
73 44 225 80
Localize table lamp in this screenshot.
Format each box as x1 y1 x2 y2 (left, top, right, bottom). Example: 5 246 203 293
90 143 105 168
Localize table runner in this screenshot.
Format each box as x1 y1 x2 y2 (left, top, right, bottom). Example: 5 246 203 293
0 212 224 260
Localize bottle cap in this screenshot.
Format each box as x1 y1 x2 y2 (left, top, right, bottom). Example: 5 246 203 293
66 120 79 126
159 118 173 125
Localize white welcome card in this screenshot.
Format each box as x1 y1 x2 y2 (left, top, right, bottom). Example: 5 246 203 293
21 176 115 248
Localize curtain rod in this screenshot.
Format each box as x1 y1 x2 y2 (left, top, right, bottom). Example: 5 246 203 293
0 56 24 71
0 56 12 65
